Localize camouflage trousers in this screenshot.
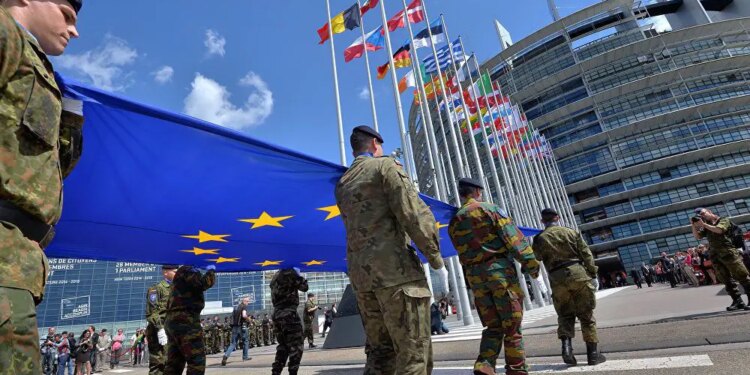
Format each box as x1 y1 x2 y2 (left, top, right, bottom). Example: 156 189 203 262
271 309 304 375
164 313 205 375
303 321 314 345
355 279 433 375
262 326 270 345
146 323 167 375
712 252 750 299
473 281 527 375
0 287 40 374
550 279 598 343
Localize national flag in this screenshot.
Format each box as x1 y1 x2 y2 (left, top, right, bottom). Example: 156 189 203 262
422 39 463 74
318 3 361 44
376 45 412 79
398 70 416 93
412 23 444 49
343 25 385 62
387 0 424 32
359 0 379 15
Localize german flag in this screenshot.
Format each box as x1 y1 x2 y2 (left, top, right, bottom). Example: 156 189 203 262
376 45 412 79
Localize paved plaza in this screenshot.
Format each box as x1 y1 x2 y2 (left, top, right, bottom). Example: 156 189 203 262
100 283 750 374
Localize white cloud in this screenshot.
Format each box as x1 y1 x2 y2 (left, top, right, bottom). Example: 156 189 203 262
204 29 226 57
184 72 273 130
152 66 174 84
358 87 370 100
54 35 137 91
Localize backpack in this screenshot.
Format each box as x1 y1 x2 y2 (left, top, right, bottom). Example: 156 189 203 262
68 337 77 358
729 221 746 251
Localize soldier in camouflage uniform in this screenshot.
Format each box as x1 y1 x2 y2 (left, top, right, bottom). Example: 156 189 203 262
200 319 209 354
164 265 216 374
145 264 178 375
692 207 750 311
256 317 264 347
269 317 276 345
212 316 223 353
448 178 540 375
223 317 232 351
262 313 271 346
303 293 319 348
270 268 309 375
0 1 84 372
532 208 605 366
336 126 446 374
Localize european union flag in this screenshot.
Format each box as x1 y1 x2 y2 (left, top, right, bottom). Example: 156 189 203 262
50 74 539 272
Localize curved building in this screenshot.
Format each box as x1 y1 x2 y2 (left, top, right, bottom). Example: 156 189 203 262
410 0 750 272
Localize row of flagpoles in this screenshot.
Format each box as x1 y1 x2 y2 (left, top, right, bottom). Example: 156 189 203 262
317 0 579 323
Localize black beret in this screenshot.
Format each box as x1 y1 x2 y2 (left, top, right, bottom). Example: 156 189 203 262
457 177 483 190
161 264 179 270
541 208 559 217
353 125 383 143
66 0 82 14
307 292 315 297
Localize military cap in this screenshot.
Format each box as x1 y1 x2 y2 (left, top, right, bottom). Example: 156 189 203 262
352 125 383 143
457 177 483 190
66 0 83 13
540 208 559 217
161 264 179 270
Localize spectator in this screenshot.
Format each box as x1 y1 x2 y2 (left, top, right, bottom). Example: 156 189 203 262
630 270 642 289
56 332 71 375
655 262 664 283
41 327 57 375
110 329 125 369
698 245 717 285
66 331 77 375
131 328 145 366
660 253 677 288
87 326 99 372
96 329 110 373
640 262 653 287
430 301 449 335
76 330 93 375
321 304 336 338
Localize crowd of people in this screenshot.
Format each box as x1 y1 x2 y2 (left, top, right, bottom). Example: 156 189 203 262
39 326 127 375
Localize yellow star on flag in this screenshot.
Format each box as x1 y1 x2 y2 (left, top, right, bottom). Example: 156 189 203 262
182 231 230 243
436 222 449 230
180 247 220 255
255 260 283 267
239 212 294 229
317 205 341 221
302 260 327 266
207 257 240 264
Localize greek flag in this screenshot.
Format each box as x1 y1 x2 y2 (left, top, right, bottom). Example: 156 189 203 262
422 39 463 74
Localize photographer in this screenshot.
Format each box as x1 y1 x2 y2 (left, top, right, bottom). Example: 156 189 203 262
691 207 750 311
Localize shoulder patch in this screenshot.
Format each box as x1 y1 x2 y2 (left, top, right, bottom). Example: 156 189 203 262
148 290 158 304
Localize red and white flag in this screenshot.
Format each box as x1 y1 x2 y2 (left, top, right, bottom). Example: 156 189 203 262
386 0 424 32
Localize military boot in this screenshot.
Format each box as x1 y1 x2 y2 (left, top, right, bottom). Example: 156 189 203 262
586 342 606 366
221 356 228 366
472 362 496 375
561 337 577 365
726 297 747 311
288 370 298 375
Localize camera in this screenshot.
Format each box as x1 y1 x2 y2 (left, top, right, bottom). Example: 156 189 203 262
691 216 700 223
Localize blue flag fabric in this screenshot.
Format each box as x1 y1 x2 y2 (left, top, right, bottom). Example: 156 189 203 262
422 39 463 74
49 74 540 272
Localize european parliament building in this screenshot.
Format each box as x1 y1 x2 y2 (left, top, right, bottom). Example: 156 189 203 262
36 258 349 338
411 0 750 272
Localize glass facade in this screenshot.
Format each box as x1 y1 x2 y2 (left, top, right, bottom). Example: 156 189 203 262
37 258 348 338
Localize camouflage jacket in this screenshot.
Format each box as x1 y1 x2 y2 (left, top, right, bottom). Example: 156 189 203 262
698 217 737 258
0 8 84 298
303 299 317 323
166 266 215 316
270 268 308 311
335 156 443 292
448 198 539 288
532 224 597 282
145 279 171 329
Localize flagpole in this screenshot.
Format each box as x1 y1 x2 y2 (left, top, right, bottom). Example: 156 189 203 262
377 0 414 178
400 0 447 201
462 50 507 210
356 0 380 132
511 105 551 212
433 88 460 204
325 0 347 166
437 78 470 180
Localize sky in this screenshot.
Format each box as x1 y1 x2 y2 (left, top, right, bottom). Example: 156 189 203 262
54 0 604 166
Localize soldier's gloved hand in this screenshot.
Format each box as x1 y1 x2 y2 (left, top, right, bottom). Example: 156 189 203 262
530 271 540 279
591 278 600 291
62 97 84 116
157 328 168 346
206 265 217 271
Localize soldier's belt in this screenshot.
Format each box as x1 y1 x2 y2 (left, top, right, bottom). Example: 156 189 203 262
548 260 582 274
0 200 54 246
